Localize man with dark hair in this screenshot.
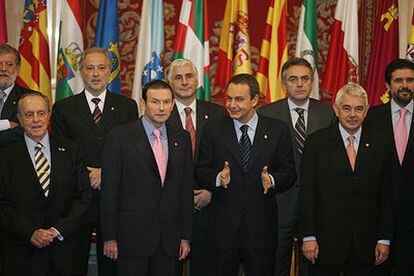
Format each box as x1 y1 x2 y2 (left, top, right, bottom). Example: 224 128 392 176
51 46 138 275
0 92 91 275
259 57 334 276
0 44 36 147
365 58 414 276
101 79 193 276
167 58 226 275
300 83 392 276
195 73 296 276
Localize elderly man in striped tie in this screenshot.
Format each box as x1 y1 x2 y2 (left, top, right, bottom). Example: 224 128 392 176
0 92 91 275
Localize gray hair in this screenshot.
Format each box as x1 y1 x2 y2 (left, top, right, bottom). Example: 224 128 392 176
334 83 368 108
167 58 198 83
17 92 50 114
80 46 112 69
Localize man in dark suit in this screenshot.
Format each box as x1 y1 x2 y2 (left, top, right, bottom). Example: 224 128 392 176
0 44 36 147
0 92 91 276
51 47 138 275
195 74 296 276
299 83 392 276
167 58 226 275
365 59 414 276
101 80 193 276
259 58 334 276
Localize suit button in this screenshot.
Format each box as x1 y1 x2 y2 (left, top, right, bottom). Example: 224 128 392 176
97 136 103 141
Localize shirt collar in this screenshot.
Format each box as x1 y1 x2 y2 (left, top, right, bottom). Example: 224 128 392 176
142 115 167 138
287 98 310 112
1 83 15 97
85 89 107 103
175 99 197 114
390 98 414 114
338 123 362 144
234 112 259 132
24 132 50 151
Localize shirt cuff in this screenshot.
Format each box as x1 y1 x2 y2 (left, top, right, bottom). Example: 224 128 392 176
0 119 10 131
377 240 390 246
303 236 317 242
269 174 275 188
51 227 64 241
215 172 230 187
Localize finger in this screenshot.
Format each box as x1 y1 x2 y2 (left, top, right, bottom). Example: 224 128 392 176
194 189 201 195
262 166 268 174
224 161 229 168
315 246 319 259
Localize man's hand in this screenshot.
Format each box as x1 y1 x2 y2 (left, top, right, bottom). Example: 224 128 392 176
302 240 319 264
194 189 212 209
220 161 230 188
375 243 389 265
9 121 19 128
178 240 191 261
30 229 55 248
87 167 102 190
103 240 118 261
261 166 272 194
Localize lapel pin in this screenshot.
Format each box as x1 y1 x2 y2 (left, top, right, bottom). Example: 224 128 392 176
13 101 16 105
111 107 115 111
174 142 178 147
365 143 369 147
264 134 268 139
204 114 209 119
58 147 66 152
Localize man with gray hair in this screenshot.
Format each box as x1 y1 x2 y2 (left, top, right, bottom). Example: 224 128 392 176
166 58 226 276
0 44 36 147
299 83 393 276
52 46 138 276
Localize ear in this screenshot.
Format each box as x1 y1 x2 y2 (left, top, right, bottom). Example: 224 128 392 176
252 94 259 108
140 98 146 114
333 104 340 117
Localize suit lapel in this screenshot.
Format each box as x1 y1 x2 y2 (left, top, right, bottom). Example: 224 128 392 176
403 104 414 165
75 92 98 132
100 92 117 133
307 100 322 134
330 126 354 173
354 128 371 173
1 85 20 119
247 116 267 172
221 117 243 169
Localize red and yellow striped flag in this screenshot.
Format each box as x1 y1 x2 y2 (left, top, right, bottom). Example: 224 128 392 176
17 0 51 103
407 7 414 61
215 0 252 97
256 0 287 103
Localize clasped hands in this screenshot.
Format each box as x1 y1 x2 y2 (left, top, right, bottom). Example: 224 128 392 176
30 228 59 248
219 161 272 194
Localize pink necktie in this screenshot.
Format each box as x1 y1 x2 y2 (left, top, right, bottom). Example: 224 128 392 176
395 108 408 165
346 135 357 171
184 107 196 157
152 129 167 184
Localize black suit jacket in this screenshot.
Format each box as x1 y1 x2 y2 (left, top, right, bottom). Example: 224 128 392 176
0 83 35 147
259 98 334 224
51 91 138 221
299 125 393 265
101 119 194 258
195 115 296 250
365 102 414 230
0 135 91 275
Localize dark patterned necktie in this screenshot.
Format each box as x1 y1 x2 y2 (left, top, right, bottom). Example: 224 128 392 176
34 142 50 197
184 107 196 157
92 98 102 124
0 90 5 114
239 124 252 172
294 108 306 154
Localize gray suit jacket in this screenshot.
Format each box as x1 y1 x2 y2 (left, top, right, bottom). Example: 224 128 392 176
259 98 335 224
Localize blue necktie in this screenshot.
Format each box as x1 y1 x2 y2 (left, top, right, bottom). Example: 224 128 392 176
239 125 252 172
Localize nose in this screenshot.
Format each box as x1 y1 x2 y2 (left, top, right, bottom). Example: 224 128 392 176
0 62 8 71
92 67 99 76
159 102 165 111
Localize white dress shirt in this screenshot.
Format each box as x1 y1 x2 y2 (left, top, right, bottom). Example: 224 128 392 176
85 89 107 114
175 99 197 129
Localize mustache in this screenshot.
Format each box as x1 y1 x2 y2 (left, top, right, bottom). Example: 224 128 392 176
398 87 413 94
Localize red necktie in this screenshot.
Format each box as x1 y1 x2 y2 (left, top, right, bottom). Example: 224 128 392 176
184 107 196 157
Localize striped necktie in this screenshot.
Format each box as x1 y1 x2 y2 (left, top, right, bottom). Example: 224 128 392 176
91 98 102 124
239 124 252 172
184 107 196 157
34 142 50 197
294 108 306 154
0 90 5 115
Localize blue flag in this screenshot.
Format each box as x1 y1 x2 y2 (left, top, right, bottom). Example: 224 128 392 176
94 0 121 93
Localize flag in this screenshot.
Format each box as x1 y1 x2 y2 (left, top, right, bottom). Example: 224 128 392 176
407 8 414 61
295 0 319 99
94 0 121 93
0 0 7 43
131 0 165 111
365 0 399 106
17 0 52 104
173 0 210 101
320 0 358 102
55 0 84 102
256 0 288 103
215 0 251 97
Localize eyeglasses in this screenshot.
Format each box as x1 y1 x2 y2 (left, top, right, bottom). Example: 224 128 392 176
0 61 17 69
